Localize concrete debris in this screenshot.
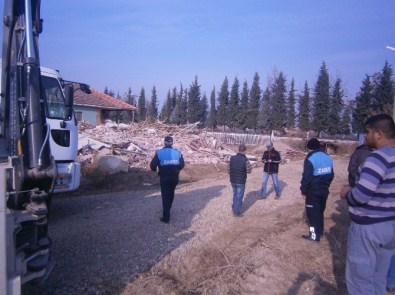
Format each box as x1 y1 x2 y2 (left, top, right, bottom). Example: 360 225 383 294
95 155 129 174
78 121 239 169
76 120 304 173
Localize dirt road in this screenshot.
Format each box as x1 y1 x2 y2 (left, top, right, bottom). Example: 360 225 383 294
23 152 354 295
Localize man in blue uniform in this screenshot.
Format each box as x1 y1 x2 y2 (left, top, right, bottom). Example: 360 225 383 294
300 138 334 242
150 136 185 223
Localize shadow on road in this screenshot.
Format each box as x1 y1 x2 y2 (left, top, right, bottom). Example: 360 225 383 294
22 184 226 295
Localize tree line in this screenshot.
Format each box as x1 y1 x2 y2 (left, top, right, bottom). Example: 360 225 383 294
104 61 394 135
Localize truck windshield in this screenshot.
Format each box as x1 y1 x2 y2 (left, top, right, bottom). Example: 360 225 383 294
41 76 68 120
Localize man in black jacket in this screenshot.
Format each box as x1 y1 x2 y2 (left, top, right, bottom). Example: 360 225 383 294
261 141 282 199
228 144 252 216
150 136 185 223
300 138 334 242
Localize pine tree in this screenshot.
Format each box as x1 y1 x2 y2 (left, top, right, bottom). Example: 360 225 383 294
312 62 330 135
125 87 136 123
372 61 394 115
206 87 217 130
227 77 240 130
269 72 287 130
199 93 208 126
217 76 229 129
171 87 177 110
352 75 372 133
237 81 249 130
160 90 172 122
104 86 109 95
298 81 310 131
147 86 158 122
137 87 146 122
257 86 271 131
170 86 184 125
181 87 188 124
248 72 261 129
340 102 352 134
126 87 135 106
187 76 202 123
327 78 344 135
287 78 296 129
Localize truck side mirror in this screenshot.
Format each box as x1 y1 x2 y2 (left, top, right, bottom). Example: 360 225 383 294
64 85 74 107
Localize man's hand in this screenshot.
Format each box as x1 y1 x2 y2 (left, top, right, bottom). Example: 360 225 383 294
340 185 350 199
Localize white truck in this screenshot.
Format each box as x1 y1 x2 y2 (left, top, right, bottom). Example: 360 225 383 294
1 1 83 293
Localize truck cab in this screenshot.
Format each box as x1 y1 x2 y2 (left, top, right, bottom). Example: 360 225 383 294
0 62 81 193
40 66 80 193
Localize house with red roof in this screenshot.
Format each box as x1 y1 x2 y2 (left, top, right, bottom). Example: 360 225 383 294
73 87 137 126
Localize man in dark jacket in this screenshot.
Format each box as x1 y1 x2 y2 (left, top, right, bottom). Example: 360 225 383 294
261 141 282 199
228 144 252 216
347 134 372 187
300 138 334 242
150 136 185 223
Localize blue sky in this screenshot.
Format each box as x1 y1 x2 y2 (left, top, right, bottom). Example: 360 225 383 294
2 1 395 106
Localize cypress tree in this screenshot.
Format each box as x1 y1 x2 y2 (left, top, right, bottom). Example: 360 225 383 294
312 62 330 135
372 61 394 115
148 86 158 122
217 76 229 129
137 87 146 122
340 102 352 135
227 77 240 130
327 78 344 135
199 93 208 126
298 81 310 131
206 87 217 130
160 90 172 123
352 75 372 134
238 81 249 130
270 72 287 130
170 85 185 125
287 78 296 129
258 86 271 131
248 72 261 129
187 76 201 123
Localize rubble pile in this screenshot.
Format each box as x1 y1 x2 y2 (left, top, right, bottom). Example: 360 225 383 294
77 120 308 174
77 120 247 174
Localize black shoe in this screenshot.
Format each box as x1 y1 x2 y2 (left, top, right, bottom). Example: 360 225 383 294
160 217 169 224
387 286 395 292
275 195 281 199
302 234 320 242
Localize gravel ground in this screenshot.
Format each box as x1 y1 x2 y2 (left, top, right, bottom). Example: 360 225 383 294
22 151 348 295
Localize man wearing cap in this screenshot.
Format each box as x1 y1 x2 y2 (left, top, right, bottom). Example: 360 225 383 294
150 136 185 223
261 141 282 199
300 138 334 242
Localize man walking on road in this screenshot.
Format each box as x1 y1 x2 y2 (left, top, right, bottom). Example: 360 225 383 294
150 136 185 223
228 144 252 217
300 138 334 242
340 114 395 295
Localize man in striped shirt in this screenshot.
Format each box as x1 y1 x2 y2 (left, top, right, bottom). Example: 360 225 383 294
340 113 395 295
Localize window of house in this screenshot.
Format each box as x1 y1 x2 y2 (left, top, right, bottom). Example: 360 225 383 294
75 111 82 121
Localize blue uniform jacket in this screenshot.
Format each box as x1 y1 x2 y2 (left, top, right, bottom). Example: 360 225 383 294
300 150 334 196
150 147 185 177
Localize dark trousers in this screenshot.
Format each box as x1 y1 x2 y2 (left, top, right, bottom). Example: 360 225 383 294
160 175 179 221
305 191 329 238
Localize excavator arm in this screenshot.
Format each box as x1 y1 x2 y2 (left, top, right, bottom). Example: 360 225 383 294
1 0 57 293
